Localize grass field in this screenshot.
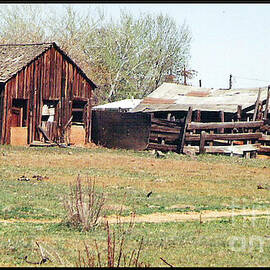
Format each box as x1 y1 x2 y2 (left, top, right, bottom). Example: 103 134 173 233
0 145 270 266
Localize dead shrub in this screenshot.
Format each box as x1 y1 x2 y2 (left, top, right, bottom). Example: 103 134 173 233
62 175 105 231
76 213 150 267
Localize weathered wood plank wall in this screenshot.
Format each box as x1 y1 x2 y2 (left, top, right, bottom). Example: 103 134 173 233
0 84 4 140
92 111 151 151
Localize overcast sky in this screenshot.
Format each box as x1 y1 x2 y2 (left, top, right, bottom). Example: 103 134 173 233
8 3 270 89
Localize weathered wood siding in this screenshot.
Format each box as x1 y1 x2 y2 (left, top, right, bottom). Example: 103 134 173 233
91 111 151 151
1 46 93 144
0 84 5 141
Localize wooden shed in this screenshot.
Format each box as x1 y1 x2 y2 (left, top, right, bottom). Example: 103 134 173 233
0 42 97 145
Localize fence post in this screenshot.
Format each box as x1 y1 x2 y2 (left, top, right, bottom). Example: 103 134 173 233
263 85 270 120
177 106 193 154
199 131 206 154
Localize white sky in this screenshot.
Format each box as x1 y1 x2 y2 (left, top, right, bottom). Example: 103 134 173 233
84 3 270 89
6 3 270 89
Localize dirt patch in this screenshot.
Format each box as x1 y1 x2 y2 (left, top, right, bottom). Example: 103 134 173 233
166 204 196 210
105 208 270 224
0 218 62 224
1 209 269 225
69 125 85 146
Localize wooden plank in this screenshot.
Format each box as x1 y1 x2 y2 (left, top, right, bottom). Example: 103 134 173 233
187 120 263 130
150 133 178 142
185 132 263 141
147 142 177 152
177 106 192 154
258 145 270 154
72 108 84 112
195 110 201 122
185 144 258 155
6 82 12 144
151 118 181 128
258 135 270 142
253 87 262 121
38 125 52 142
199 131 206 154
219 110 224 133
150 125 181 134
263 85 270 120
1 85 7 144
237 105 242 121
85 99 91 143
30 140 57 147
63 115 73 131
257 101 263 120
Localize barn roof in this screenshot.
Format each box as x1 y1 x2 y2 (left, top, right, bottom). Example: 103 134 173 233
0 42 97 89
131 82 269 113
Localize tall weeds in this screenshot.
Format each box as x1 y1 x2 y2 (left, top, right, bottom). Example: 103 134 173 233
62 175 105 231
76 214 149 267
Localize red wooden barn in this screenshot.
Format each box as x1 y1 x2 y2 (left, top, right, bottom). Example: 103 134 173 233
0 42 97 145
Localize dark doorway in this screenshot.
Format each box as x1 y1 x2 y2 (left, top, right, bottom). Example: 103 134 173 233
72 100 87 125
11 99 27 127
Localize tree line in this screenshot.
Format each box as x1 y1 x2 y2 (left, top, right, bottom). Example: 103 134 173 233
0 5 193 104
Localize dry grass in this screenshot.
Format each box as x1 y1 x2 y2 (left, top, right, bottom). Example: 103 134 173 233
1 146 270 267
2 147 270 195
1 146 270 216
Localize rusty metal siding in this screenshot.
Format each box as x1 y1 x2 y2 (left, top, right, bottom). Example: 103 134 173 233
2 46 94 144
91 111 151 151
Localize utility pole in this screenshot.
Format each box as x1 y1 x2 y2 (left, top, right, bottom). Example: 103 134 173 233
229 74 232 89
182 65 187 85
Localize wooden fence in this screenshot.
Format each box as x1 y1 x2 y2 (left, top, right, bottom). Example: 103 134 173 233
147 107 270 157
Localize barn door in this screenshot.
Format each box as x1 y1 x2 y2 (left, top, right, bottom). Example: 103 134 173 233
9 99 28 145
11 99 27 127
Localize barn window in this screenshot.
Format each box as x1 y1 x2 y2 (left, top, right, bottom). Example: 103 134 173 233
72 100 87 125
41 100 58 124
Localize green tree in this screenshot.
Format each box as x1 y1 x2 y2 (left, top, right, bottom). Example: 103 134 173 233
0 4 47 43
0 5 194 103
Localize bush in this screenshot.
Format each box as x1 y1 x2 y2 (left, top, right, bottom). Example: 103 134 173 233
62 175 105 231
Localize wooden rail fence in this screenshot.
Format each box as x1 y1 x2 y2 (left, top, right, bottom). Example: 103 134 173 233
147 107 270 157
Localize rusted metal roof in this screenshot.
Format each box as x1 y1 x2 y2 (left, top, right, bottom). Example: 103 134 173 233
141 97 176 104
186 91 209 97
132 82 269 113
0 42 97 89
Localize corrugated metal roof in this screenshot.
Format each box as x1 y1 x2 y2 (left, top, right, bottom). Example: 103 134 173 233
92 99 142 110
147 83 213 99
131 82 269 113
